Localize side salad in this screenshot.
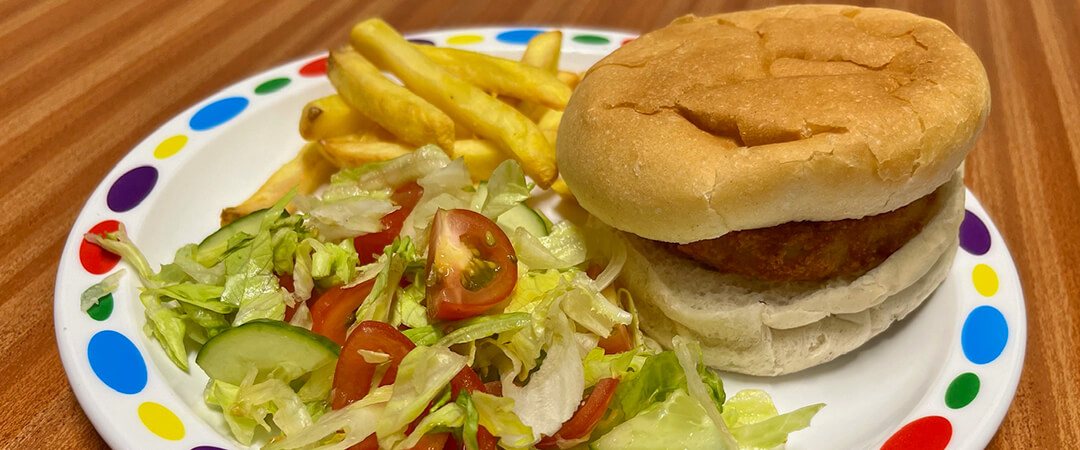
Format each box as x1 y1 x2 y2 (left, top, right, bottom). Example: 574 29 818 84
84 146 822 449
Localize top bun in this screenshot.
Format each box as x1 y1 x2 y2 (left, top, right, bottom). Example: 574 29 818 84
557 5 990 243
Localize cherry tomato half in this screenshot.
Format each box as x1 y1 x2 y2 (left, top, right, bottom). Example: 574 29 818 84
332 320 416 409
536 377 620 449
310 280 375 346
354 181 424 265
597 324 633 355
426 209 517 321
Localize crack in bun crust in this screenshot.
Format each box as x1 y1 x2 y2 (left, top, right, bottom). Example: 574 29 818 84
557 5 990 243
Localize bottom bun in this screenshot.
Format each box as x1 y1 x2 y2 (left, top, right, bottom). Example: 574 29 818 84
618 172 965 376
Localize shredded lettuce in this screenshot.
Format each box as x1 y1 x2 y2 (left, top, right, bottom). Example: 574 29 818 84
402 326 443 346
456 390 480 450
84 224 158 288
582 347 645 388
139 292 188 370
390 271 429 329
173 244 226 285
337 144 451 191
148 283 232 313
476 160 531 219
400 158 474 243
355 237 419 324
471 392 534 449
593 389 730 450
439 313 531 347
399 402 464 449
673 336 738 448
263 385 393 450
80 269 126 312
502 304 583 441
375 346 467 448
722 390 825 449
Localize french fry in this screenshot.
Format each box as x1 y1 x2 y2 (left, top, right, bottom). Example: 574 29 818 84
319 134 412 168
352 18 558 188
449 139 504 182
516 32 563 123
550 177 574 198
537 109 563 145
298 94 380 141
557 71 581 90
413 45 572 110
221 142 337 225
327 47 456 151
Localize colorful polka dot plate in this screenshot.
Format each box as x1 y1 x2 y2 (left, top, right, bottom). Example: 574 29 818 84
54 27 1025 449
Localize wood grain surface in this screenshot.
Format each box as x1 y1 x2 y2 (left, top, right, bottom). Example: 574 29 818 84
1 0 1077 448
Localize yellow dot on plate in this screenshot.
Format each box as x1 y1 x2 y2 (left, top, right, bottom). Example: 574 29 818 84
153 135 188 159
447 34 483 45
972 263 999 297
138 402 185 441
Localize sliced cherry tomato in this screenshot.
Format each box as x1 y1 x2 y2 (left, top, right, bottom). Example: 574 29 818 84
332 320 416 409
354 181 424 265
482 381 503 397
310 280 375 346
426 209 517 320
536 377 620 449
597 324 633 354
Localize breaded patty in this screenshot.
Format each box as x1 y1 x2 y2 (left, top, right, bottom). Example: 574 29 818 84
673 191 939 281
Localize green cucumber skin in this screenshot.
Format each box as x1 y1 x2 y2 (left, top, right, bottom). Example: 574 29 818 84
497 203 549 237
196 319 340 385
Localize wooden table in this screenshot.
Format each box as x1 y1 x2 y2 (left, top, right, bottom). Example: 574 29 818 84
2 0 1076 448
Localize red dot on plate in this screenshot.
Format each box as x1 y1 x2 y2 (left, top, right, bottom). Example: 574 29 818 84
881 416 952 450
299 57 328 77
621 37 635 45
80 220 122 274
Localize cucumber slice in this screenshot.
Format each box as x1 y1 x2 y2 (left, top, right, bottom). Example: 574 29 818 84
195 208 283 266
497 203 549 237
195 319 340 385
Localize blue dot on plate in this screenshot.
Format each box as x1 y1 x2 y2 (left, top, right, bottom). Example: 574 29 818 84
961 305 1009 364
496 29 545 44
87 330 147 394
189 96 248 131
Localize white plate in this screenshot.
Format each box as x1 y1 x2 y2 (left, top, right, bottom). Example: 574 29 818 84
54 27 1025 450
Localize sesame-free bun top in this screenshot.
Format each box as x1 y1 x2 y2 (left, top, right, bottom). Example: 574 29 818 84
557 5 990 243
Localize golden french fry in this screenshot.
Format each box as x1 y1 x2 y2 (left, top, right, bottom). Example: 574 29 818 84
557 71 581 90
299 94 383 141
550 177 574 198
319 134 412 168
449 139 504 182
327 47 456 151
352 19 557 188
221 142 336 225
520 31 561 74
537 109 562 145
516 32 564 122
413 45 572 111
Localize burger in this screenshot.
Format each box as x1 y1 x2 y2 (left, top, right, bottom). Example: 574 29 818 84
557 5 990 375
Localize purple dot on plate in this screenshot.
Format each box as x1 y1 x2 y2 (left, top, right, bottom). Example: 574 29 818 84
408 38 435 46
191 447 228 450
107 166 158 212
959 209 991 255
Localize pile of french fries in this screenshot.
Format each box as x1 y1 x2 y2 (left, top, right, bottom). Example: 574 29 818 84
222 19 579 225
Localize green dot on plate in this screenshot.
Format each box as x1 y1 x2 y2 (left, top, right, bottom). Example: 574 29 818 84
87 293 114 321
573 34 610 45
255 77 291 95
945 372 980 409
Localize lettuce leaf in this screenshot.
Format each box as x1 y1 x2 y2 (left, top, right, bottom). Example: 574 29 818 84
592 389 731 450
355 237 419 324
456 390 480 450
263 385 393 450
148 283 233 314
80 269 125 312
672 336 737 448
477 160 531 219
438 313 531 347
722 390 825 449
471 392 534 449
399 402 465 449
139 292 188 370
375 346 467 448
582 347 645 388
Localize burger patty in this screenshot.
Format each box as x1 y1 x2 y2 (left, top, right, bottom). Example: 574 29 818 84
672 191 939 281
